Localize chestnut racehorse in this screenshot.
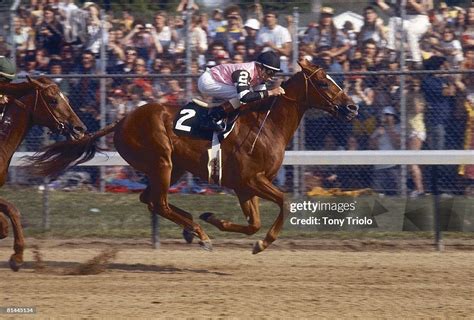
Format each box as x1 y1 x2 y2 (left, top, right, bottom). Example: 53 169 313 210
27 60 357 254
0 77 86 271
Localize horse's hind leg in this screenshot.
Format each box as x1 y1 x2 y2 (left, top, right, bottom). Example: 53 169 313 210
140 169 195 243
0 198 25 271
147 165 212 250
200 191 261 235
247 173 285 254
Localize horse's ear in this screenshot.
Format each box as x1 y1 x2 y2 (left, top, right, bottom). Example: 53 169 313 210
297 59 310 71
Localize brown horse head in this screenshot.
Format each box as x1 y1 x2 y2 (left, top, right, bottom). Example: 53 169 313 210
22 76 86 140
297 59 358 121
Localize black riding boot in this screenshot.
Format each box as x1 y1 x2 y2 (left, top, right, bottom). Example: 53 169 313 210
201 101 234 132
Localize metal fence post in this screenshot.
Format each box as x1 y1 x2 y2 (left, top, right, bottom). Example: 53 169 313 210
292 7 299 73
99 9 107 193
9 0 20 67
292 7 305 196
8 1 21 186
399 0 408 197
42 129 50 230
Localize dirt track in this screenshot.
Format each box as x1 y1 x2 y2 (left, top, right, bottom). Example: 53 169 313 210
1 238 473 319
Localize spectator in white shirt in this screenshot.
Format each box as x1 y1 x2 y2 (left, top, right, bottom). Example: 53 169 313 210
256 10 292 71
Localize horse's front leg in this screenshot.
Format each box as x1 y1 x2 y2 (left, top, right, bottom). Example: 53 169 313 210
247 172 286 254
0 198 25 271
199 191 262 235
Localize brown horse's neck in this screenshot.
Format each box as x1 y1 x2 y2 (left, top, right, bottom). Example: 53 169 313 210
0 82 36 98
266 72 308 145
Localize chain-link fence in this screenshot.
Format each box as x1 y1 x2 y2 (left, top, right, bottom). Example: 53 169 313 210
7 69 474 198
3 1 474 197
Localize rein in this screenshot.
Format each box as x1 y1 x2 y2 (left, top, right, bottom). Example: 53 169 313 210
248 67 345 154
280 68 342 112
248 97 277 155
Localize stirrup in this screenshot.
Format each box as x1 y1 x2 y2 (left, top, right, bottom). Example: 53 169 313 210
200 117 225 132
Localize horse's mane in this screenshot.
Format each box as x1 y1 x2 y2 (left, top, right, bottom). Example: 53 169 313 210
35 76 60 96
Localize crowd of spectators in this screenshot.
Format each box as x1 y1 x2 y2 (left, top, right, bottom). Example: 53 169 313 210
2 0 474 195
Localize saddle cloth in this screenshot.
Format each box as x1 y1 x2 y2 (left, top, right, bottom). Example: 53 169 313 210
172 99 237 185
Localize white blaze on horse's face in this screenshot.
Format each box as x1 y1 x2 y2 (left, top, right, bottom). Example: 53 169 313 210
326 74 342 92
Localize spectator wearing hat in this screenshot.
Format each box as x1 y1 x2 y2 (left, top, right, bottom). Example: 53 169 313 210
369 106 401 196
244 18 260 60
214 6 245 56
256 10 292 71
83 2 108 55
433 2 452 29
303 7 350 59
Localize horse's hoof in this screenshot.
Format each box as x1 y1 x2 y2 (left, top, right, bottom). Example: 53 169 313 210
182 229 194 244
252 240 265 254
9 256 22 272
198 239 213 251
199 212 214 222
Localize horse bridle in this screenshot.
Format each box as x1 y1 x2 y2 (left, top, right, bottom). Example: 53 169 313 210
33 84 68 135
282 68 345 115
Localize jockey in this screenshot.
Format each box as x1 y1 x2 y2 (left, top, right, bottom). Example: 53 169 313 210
0 56 39 101
198 50 286 132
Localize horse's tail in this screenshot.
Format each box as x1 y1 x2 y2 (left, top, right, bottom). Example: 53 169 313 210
25 121 120 177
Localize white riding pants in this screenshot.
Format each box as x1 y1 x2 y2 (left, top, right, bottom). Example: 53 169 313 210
197 71 240 108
